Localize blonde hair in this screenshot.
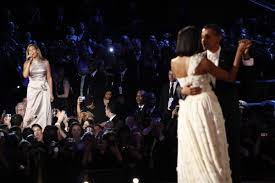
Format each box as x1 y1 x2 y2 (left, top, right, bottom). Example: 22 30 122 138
26 44 44 61
15 102 26 114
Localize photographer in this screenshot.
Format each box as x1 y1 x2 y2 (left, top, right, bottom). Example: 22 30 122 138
76 95 95 127
53 109 69 139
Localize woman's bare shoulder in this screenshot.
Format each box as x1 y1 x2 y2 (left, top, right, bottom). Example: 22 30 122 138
171 56 180 63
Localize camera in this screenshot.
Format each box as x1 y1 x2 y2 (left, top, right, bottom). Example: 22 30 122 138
79 96 86 102
52 108 58 117
5 114 11 120
85 126 93 133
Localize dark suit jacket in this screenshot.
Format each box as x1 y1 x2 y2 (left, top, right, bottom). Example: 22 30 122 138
83 70 106 100
93 98 108 124
159 82 180 114
104 115 125 133
214 48 240 123
213 48 241 183
110 115 125 131
118 68 137 106
70 73 83 98
133 104 151 128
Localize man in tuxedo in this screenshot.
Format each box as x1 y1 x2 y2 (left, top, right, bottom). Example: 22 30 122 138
133 90 151 130
100 101 124 133
159 70 179 121
182 24 242 183
202 24 241 183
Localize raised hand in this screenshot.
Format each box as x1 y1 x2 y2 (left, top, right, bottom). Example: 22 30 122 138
238 39 252 53
50 95 54 102
27 53 33 63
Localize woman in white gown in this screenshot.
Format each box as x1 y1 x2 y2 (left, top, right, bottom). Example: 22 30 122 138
171 26 251 183
22 44 54 130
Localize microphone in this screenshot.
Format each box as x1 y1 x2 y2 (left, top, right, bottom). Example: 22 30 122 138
27 55 32 61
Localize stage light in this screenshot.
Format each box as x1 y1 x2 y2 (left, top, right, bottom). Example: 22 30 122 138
133 177 139 183
108 47 114 53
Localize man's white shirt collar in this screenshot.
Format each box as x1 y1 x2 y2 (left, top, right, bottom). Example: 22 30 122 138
109 114 116 121
170 81 177 94
207 46 221 66
138 104 144 109
91 70 98 77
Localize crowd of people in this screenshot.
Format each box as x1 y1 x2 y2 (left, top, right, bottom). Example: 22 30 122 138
0 6 275 183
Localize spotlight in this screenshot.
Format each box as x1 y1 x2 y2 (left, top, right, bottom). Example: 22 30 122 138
17 85 20 89
133 178 139 183
108 47 114 53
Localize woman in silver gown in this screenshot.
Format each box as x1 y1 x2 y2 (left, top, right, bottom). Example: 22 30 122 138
22 44 54 130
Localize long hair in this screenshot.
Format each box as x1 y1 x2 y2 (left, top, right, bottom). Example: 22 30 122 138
176 26 202 57
26 44 44 61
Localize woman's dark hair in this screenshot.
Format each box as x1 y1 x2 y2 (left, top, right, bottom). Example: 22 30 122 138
68 121 84 137
22 127 34 139
176 26 202 56
43 125 58 146
31 123 42 130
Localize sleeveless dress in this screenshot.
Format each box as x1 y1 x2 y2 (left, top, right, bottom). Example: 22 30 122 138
176 53 232 183
23 60 52 130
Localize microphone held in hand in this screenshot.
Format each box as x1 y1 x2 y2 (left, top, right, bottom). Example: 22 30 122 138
27 55 33 61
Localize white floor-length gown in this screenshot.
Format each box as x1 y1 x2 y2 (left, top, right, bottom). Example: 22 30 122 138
176 53 232 183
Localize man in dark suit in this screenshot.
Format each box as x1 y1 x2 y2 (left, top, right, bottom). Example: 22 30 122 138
101 101 124 133
133 90 151 130
82 58 106 101
202 24 241 183
117 59 137 107
159 70 179 121
182 24 243 183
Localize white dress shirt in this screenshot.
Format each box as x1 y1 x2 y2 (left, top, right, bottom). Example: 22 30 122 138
206 47 221 87
138 104 144 110
170 81 177 95
168 81 178 109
